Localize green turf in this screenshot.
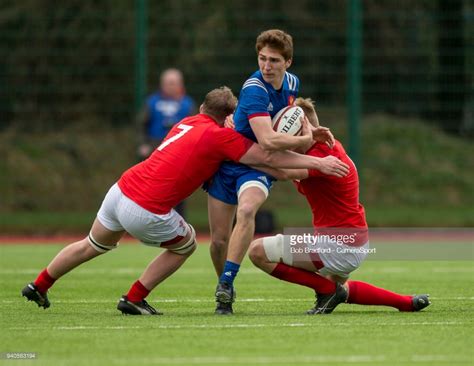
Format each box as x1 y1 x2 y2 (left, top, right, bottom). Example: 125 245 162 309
1 243 473 366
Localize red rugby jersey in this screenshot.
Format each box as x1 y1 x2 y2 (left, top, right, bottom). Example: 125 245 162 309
295 140 368 243
118 114 253 214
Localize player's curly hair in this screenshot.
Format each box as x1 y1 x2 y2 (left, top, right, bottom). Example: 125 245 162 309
255 29 293 61
202 86 237 124
295 97 320 127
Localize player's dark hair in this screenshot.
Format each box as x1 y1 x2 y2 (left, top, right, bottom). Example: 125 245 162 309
202 86 237 124
255 29 293 61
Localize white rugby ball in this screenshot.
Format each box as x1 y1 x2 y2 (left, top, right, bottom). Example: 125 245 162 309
271 106 304 136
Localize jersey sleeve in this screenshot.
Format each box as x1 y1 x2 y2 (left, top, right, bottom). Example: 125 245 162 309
239 80 270 120
308 168 324 178
294 75 300 94
285 72 300 96
307 141 346 178
305 143 325 178
211 127 254 162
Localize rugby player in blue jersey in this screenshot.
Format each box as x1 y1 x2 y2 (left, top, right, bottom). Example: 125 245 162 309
206 29 340 314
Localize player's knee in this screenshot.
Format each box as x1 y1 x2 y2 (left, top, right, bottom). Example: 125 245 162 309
168 224 197 256
248 239 265 265
261 234 289 265
210 232 229 250
236 201 258 223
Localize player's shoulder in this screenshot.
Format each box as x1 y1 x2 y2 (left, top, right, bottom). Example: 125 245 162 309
186 113 212 123
188 114 229 134
285 71 300 93
241 71 268 95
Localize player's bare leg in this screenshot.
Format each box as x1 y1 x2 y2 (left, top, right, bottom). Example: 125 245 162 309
48 219 124 278
118 225 197 315
208 195 236 276
215 187 267 315
22 219 125 309
138 233 196 290
226 187 267 264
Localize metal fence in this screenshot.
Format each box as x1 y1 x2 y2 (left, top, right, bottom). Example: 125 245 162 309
1 0 472 134
1 0 473 219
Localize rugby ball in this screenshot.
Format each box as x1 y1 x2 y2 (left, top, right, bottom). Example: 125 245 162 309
271 106 304 136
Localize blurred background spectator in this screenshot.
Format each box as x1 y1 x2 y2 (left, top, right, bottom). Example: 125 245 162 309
136 68 195 218
136 68 195 159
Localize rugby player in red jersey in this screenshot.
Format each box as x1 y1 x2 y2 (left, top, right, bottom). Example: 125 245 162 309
21 87 350 315
248 98 430 314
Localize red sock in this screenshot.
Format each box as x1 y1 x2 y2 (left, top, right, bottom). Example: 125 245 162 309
347 280 413 311
126 280 151 303
270 263 336 294
34 269 56 294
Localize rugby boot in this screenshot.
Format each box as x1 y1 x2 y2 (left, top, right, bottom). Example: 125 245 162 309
306 282 348 315
412 294 431 311
215 282 235 315
22 283 50 309
117 295 162 315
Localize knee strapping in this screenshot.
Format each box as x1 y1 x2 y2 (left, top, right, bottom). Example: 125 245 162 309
87 232 119 253
262 234 293 265
169 224 197 255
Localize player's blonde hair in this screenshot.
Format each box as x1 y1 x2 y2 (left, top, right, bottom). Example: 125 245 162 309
295 97 320 127
255 29 293 61
201 86 237 124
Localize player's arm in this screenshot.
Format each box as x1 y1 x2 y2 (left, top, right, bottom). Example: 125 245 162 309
240 84 312 151
250 166 309 181
239 144 349 178
249 115 313 152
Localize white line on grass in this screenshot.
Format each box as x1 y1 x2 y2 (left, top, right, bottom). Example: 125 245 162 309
7 321 466 331
94 354 470 364
112 355 390 364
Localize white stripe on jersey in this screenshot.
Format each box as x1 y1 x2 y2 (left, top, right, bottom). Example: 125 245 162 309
285 72 298 92
242 78 268 93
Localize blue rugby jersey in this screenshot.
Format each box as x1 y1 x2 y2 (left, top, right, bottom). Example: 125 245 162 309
233 70 299 142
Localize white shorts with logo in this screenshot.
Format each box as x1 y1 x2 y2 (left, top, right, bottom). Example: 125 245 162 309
97 183 188 246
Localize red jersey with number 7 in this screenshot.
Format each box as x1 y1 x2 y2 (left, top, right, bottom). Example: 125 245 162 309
118 114 253 214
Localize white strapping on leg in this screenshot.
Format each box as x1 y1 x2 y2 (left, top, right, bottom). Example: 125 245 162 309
87 232 119 253
169 224 197 255
237 181 269 200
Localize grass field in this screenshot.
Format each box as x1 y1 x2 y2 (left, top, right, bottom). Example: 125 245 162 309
1 242 473 366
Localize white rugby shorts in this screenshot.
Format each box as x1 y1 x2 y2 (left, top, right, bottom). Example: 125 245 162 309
317 240 370 279
263 234 369 279
97 183 188 246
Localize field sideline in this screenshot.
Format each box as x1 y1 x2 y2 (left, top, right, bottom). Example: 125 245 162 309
1 240 473 366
